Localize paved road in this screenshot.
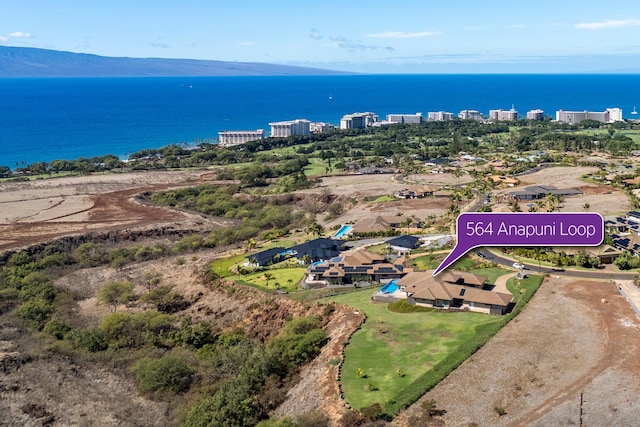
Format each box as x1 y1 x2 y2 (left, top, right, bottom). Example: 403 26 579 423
479 249 639 280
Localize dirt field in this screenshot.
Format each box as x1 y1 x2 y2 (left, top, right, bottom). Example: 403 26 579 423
393 277 640 426
0 171 226 252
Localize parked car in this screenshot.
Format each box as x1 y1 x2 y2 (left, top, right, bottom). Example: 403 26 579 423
512 262 524 269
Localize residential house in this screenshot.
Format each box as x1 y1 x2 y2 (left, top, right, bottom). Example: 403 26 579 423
506 185 582 201
305 250 407 286
386 235 420 256
483 175 518 187
351 215 418 234
587 245 622 264
289 238 345 264
396 271 512 315
245 247 287 267
393 185 437 199
623 177 640 188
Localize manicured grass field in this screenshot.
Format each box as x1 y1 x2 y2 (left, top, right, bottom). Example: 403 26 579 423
410 253 445 270
324 289 501 411
303 158 326 176
208 239 297 278
227 267 307 292
467 266 511 285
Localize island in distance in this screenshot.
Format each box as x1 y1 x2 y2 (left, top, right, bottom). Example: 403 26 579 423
0 46 350 78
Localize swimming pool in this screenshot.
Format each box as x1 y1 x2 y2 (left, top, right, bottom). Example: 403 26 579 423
334 225 352 238
380 280 399 294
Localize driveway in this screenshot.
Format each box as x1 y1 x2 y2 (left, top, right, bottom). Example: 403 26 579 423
492 272 515 294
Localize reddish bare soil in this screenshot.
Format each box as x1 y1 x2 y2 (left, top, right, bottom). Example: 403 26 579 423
0 171 224 252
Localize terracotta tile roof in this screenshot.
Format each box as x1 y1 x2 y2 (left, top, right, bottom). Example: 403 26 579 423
399 271 512 307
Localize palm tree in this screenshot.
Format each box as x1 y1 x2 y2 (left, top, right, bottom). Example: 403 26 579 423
245 238 257 252
264 272 274 290
306 222 325 237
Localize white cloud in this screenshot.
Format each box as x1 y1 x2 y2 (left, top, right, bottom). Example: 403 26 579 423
0 36 7 42
576 19 640 29
9 31 31 38
367 30 440 39
237 41 256 46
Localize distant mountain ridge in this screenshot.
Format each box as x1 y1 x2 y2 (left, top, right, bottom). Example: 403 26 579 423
0 46 348 77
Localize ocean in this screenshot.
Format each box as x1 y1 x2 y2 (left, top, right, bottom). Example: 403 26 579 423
1 74 639 168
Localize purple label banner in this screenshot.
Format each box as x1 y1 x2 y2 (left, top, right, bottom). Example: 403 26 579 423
433 212 604 276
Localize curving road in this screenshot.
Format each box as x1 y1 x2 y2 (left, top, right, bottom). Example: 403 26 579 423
478 249 639 280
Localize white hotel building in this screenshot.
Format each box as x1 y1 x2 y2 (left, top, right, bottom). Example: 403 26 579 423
489 108 518 121
218 130 265 147
385 112 423 124
340 112 379 129
269 119 311 138
458 110 484 121
555 108 623 124
427 111 454 122
526 109 545 120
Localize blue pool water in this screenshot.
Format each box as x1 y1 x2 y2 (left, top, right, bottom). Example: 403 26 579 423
334 225 352 238
380 280 399 294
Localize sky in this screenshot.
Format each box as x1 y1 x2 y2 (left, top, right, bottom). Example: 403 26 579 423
2 0 640 73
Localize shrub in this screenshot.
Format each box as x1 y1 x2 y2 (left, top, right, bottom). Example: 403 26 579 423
97 281 135 312
74 242 106 267
67 328 107 352
100 311 175 349
132 354 196 394
13 299 54 329
43 318 72 339
19 272 56 303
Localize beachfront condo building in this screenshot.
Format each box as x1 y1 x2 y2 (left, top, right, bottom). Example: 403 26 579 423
385 113 423 124
555 108 623 124
340 112 379 129
268 119 311 137
218 130 265 147
489 108 518 121
309 122 335 133
458 110 484 121
526 109 545 120
427 111 455 121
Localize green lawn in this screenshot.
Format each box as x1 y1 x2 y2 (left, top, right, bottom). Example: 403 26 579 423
208 239 297 278
324 289 501 411
410 253 446 270
227 266 307 291
410 254 475 271
467 267 511 285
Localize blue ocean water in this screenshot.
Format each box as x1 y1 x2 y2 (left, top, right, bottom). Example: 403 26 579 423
1 74 639 168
